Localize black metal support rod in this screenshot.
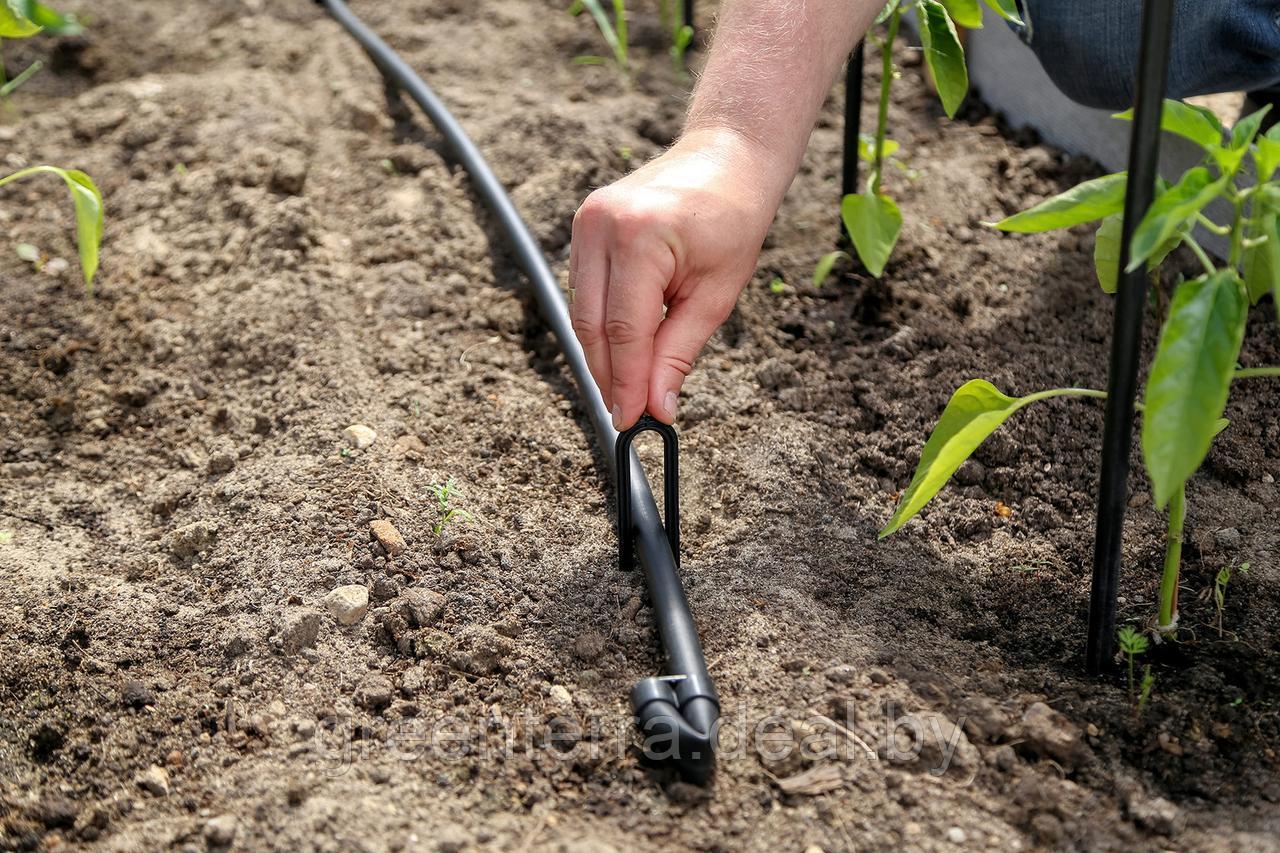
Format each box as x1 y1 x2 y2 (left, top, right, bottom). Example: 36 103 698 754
1086 0 1175 675
841 40 865 202
317 0 718 780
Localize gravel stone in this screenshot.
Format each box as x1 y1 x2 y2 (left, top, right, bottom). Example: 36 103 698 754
323 584 369 626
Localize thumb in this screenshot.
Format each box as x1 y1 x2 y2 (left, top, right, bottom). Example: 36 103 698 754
646 289 734 424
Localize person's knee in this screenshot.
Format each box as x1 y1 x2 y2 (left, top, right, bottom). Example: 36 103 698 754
1020 0 1280 111
1018 0 1141 110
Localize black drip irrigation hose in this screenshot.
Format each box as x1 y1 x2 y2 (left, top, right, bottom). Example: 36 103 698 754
317 0 719 781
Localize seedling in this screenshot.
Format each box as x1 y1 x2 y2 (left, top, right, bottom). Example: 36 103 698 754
0 1 83 98
768 277 786 295
656 0 694 76
880 100 1280 637
429 478 472 537
1211 561 1249 638
568 0 628 74
1 5 102 292
1116 625 1150 709
817 0 1021 282
0 165 104 290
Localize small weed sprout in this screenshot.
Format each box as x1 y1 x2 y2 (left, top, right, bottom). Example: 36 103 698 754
1212 561 1249 637
657 0 694 76
1117 626 1150 708
568 0 628 74
430 479 473 537
1137 665 1155 714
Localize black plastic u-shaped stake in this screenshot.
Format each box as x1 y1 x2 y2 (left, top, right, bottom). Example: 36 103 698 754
616 415 679 571
615 415 718 783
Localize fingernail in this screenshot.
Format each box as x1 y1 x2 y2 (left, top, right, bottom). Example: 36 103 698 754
664 391 678 419
612 404 623 431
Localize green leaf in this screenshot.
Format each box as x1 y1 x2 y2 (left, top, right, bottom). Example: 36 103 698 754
916 0 968 118
1114 99 1223 149
1142 270 1248 508
1128 167 1226 271
813 250 851 287
1093 214 1122 294
857 134 899 162
940 0 983 29
992 172 1127 233
1244 206 1279 305
0 165 104 289
1253 136 1280 183
12 1 81 34
0 0 41 36
875 0 902 25
981 0 1023 24
879 381 1088 537
841 192 902 278
1231 104 1270 150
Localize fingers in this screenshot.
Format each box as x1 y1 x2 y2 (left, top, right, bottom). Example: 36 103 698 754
569 201 613 409
604 241 669 430
647 287 734 424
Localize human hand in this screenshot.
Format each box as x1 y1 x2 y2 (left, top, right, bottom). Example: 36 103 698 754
569 128 786 430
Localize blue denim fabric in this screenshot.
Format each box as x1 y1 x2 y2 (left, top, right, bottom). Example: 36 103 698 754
1014 0 1280 109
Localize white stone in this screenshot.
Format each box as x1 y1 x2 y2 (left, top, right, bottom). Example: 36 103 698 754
136 764 169 796
342 424 376 449
323 585 369 626
549 685 572 705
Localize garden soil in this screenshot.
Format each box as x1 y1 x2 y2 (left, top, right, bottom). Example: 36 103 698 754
2 1 1278 850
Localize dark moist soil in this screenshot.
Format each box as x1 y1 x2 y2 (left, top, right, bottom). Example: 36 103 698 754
2 1 1278 850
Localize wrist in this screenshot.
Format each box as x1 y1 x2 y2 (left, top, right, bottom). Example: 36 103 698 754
671 125 797 210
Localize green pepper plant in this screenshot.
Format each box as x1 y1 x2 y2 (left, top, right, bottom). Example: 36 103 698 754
880 100 1280 639
0 1 103 291
816 0 1021 283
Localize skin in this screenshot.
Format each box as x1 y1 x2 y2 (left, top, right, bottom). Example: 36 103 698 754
570 0 883 430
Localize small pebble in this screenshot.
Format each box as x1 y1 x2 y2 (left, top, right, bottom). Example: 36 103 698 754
323 585 369 626
369 519 407 557
135 765 169 796
120 679 156 709
342 424 377 449
203 814 238 847
946 827 967 844
278 608 320 655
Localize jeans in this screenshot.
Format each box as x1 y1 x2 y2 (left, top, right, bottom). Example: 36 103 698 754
1016 0 1280 109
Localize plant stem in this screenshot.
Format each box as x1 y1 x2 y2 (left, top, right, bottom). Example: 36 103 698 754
1183 235 1217 276
613 0 628 72
1021 387 1109 404
1234 366 1280 380
871 7 900 196
1127 651 1135 704
1229 192 1246 269
0 59 41 98
1157 482 1185 632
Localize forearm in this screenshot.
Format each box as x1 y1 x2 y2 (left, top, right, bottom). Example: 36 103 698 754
682 0 879 205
